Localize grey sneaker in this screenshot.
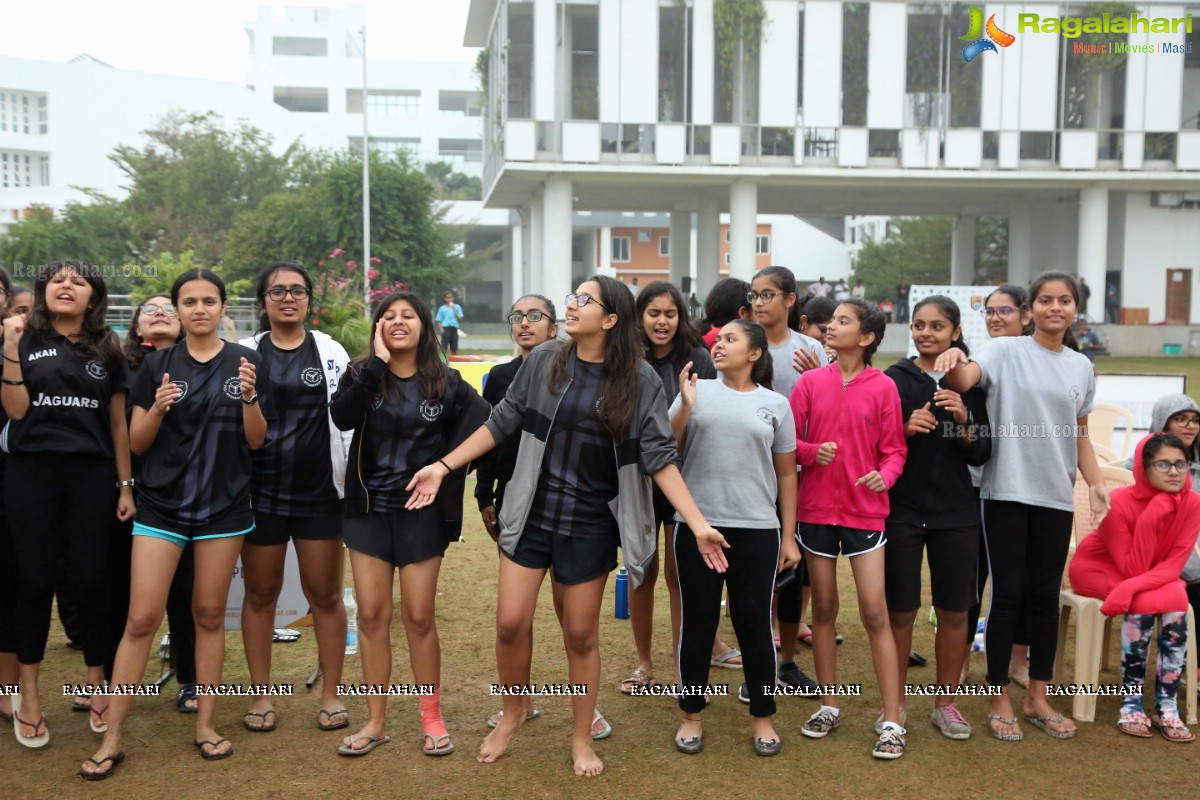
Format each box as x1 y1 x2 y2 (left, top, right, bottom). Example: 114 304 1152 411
930 702 972 740
873 726 906 759
874 707 907 735
800 708 841 739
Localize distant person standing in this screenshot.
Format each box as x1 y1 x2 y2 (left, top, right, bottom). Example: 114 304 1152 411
834 280 850 302
629 277 641 297
1106 282 1120 324
1078 277 1092 318
851 280 866 300
435 291 464 355
896 279 910 324
808 277 832 299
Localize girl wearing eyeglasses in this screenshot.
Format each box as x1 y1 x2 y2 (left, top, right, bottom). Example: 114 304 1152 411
237 262 352 736
1070 433 1200 742
405 275 723 778
936 271 1109 742
329 291 488 759
118 297 197 715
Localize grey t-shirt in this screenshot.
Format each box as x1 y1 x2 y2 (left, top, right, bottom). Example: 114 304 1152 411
669 380 796 528
768 330 827 400
973 336 1095 511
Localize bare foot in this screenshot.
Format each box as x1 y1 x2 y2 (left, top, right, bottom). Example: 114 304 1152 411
478 716 522 763
572 737 604 777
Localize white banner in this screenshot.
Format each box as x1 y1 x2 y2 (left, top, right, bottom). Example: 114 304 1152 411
224 541 309 630
904 285 994 357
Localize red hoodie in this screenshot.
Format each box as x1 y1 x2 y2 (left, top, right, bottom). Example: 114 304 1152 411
1068 434 1200 616
788 362 907 531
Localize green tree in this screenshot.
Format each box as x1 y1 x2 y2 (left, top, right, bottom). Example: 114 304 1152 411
0 198 138 291
423 161 483 201
853 217 952 301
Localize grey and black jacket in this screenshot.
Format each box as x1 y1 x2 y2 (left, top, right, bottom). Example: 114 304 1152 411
484 340 680 589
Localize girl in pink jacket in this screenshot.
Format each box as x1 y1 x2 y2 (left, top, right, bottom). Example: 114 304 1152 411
788 298 907 759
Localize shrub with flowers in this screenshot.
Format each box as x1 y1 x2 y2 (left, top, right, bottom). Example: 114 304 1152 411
308 248 410 356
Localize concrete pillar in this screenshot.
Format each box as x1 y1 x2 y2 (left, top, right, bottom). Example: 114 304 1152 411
1007 200 1033 290
696 193 722 301
510 220 524 304
728 182 758 281
950 216 976 286
669 210 692 288
542 177 574 311
1076 187 1109 321
598 225 614 277
529 193 545 300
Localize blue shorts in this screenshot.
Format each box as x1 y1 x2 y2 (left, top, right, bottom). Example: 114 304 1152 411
132 520 254 548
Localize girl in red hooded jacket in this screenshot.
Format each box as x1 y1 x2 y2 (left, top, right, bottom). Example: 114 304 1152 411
1069 432 1200 742
789 298 908 759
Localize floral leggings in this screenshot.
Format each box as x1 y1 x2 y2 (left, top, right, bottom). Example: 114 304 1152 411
1121 612 1187 716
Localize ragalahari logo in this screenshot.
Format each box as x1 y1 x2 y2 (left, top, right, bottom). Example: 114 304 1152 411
961 7 1016 62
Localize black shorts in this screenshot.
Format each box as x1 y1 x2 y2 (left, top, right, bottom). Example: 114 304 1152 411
798 523 885 559
883 521 980 613
652 486 675 528
244 510 344 547
343 506 447 567
508 525 618 585
440 327 459 352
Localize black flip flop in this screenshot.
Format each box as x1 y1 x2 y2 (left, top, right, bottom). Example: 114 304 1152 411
194 738 233 760
79 751 126 781
243 709 276 732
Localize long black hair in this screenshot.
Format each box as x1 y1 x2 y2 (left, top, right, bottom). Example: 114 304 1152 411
987 284 1027 309
254 260 314 333
636 281 705 371
549 274 641 441
912 294 970 357
358 291 448 403
27 260 123 371
1022 271 1080 352
837 297 887 366
723 319 773 390
695 277 751 337
124 293 183 368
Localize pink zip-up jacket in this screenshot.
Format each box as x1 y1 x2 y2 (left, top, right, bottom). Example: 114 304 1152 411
789 362 907 531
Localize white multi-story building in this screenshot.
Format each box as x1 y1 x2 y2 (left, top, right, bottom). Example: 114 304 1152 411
0 53 343 235
466 0 1200 324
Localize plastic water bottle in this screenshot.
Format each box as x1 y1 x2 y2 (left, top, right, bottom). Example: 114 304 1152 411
614 568 629 620
344 587 359 655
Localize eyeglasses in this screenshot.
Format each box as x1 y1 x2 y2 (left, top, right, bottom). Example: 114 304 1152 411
566 293 607 311
982 306 1016 318
140 303 177 317
266 287 311 301
507 310 550 324
747 290 781 305
1150 460 1190 474
1170 415 1200 428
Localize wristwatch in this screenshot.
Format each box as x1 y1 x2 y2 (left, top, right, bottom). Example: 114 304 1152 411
242 392 259 405
116 479 135 488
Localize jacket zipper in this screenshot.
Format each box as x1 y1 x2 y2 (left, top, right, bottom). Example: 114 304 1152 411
358 417 370 513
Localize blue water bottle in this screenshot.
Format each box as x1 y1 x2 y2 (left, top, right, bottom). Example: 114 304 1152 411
615 567 630 619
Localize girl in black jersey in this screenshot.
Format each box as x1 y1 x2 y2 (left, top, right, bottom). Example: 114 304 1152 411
239 262 351 734
623 281 733 695
0 267 18 726
120 296 198 714
81 269 267 778
329 292 488 759
407 275 724 778
2 260 133 751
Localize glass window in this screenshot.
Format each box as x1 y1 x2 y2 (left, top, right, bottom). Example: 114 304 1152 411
756 235 770 255
439 91 482 116
272 37 328 56
438 138 483 162
659 4 692 123
842 3 869 127
566 4 599 120
659 236 670 257
273 87 328 113
612 236 631 262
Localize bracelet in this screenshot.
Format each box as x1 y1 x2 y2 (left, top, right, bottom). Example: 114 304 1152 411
3 355 18 364
1 378 23 386
438 458 453 475
116 479 135 488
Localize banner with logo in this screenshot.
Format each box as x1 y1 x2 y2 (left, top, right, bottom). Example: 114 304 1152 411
224 541 308 630
905 285 994 357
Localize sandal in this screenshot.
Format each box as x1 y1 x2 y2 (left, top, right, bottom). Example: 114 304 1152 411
1151 712 1196 743
12 692 49 749
72 693 92 713
317 708 350 731
176 683 198 714
619 667 652 695
194 738 233 761
486 707 541 729
987 714 1023 742
591 709 612 740
1117 709 1152 738
242 709 276 732
79 751 125 781
710 648 743 669
338 733 390 756
423 732 455 756
1024 713 1076 740
89 704 108 734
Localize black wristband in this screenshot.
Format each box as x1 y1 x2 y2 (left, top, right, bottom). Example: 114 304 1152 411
1 378 24 386
438 458 453 475
3 355 18 364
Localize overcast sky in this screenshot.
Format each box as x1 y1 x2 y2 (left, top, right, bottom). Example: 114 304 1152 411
4 0 477 83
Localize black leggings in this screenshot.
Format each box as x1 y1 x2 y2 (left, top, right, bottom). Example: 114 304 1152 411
167 544 197 685
966 528 1031 648
981 500 1073 686
7 455 117 666
0 515 14 653
675 524 779 717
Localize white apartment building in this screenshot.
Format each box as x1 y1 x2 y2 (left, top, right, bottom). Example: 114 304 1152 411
466 0 1200 325
0 54 344 235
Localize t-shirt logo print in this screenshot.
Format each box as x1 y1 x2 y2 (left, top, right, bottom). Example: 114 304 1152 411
300 367 324 388
170 380 188 403
223 376 242 401
84 360 108 380
419 400 443 422
371 394 384 411
756 408 776 426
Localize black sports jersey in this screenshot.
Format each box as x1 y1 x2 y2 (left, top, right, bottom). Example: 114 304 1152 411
2 329 125 459
130 340 271 534
250 335 338 517
647 346 716 405
473 355 523 511
527 358 618 538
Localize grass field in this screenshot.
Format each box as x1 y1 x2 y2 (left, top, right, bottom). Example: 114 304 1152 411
6 359 1199 799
